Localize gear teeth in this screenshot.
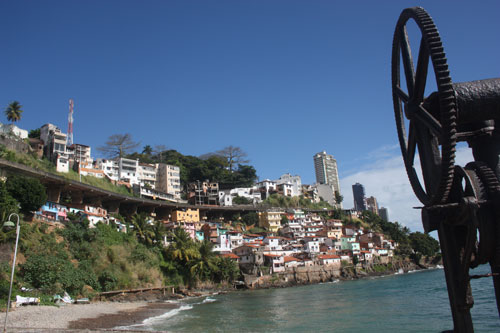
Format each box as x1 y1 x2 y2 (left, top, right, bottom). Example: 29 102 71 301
392 7 458 205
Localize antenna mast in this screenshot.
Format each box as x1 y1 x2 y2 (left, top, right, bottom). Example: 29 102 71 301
67 99 74 146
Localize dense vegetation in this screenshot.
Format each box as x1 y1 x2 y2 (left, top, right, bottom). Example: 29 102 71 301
127 149 258 190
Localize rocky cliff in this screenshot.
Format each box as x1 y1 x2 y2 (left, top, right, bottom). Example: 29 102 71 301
243 257 441 289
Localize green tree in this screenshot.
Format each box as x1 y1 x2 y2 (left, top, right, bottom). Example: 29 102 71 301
214 256 240 282
281 215 289 225
4 101 23 123
0 181 18 223
335 191 344 205
233 195 252 205
241 212 259 226
190 240 217 282
131 213 155 246
6 175 47 216
409 232 440 256
167 228 199 263
142 145 153 155
28 128 40 139
152 219 167 245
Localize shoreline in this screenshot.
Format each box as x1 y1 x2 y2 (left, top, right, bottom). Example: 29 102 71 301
68 301 178 330
3 265 443 331
5 301 150 330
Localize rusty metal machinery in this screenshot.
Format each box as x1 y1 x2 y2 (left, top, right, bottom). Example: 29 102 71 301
392 7 500 332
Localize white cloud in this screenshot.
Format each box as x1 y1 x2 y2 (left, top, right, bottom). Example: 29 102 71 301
340 145 474 233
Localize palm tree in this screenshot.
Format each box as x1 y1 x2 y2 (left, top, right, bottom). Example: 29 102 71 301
190 240 217 281
152 219 167 245
167 227 200 263
131 213 155 246
142 145 153 155
5 101 23 123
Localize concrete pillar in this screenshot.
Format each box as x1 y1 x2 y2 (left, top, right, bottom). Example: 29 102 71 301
71 191 84 204
120 202 138 218
155 207 173 220
46 185 62 203
103 201 121 215
86 196 103 207
137 205 155 217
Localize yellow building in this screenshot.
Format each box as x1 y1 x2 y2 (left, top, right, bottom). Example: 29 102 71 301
258 211 282 233
172 209 200 223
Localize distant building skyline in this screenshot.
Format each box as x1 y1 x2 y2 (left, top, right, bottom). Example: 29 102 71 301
379 207 389 222
313 151 341 195
366 196 379 215
352 182 366 212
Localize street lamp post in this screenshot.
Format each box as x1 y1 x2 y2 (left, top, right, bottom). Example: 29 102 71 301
3 213 20 333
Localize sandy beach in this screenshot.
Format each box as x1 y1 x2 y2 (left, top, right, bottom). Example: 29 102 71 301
4 301 177 331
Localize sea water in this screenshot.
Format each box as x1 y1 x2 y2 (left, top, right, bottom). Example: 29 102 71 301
132 265 499 332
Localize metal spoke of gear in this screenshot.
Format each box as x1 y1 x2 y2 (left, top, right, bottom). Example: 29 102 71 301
392 7 458 205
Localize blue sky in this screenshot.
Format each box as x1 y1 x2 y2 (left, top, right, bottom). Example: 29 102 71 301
1 1 499 232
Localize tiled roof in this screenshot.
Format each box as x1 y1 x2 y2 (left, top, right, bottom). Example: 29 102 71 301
284 256 302 263
318 254 340 260
264 253 282 258
221 253 240 259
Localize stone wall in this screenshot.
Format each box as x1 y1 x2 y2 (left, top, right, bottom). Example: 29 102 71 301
247 265 342 288
242 257 438 289
0 134 31 154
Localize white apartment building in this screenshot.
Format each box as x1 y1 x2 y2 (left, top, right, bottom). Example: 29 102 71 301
255 179 277 199
118 158 139 185
94 159 181 199
276 173 302 197
41 124 68 159
219 187 262 206
40 123 70 173
68 144 92 166
138 163 157 188
156 163 181 199
96 159 120 181
313 151 341 196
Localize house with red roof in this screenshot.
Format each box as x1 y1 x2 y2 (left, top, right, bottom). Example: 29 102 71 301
284 256 302 268
263 253 285 273
317 254 341 267
233 244 264 266
221 253 240 262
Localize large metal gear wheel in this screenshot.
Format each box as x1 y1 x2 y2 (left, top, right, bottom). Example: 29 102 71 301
392 7 458 205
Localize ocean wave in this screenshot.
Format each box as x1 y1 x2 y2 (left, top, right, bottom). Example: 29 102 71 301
164 299 180 304
114 304 193 330
202 297 217 304
142 304 194 325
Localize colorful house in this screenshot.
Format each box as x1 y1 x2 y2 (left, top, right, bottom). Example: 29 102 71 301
36 201 68 222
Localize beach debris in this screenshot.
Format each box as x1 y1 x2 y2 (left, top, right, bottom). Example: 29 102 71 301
15 295 40 307
53 291 74 305
76 298 90 304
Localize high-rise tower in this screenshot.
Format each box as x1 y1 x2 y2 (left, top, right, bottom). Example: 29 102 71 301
352 182 366 211
313 151 341 194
